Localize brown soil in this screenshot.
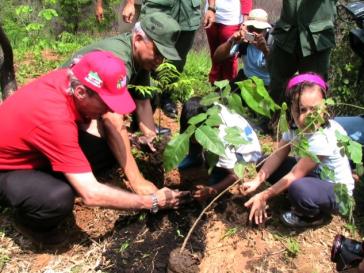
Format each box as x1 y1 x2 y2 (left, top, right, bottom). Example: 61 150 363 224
0 109 360 273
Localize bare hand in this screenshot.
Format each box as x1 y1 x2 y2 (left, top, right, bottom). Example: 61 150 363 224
203 10 215 29
251 33 269 54
125 179 158 195
155 187 192 209
122 2 135 23
137 135 157 152
244 192 268 225
240 179 261 195
95 4 104 22
192 185 217 202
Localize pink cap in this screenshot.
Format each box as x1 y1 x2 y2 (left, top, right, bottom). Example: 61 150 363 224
71 51 136 115
287 73 328 91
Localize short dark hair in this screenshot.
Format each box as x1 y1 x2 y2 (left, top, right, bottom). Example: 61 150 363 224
180 96 208 133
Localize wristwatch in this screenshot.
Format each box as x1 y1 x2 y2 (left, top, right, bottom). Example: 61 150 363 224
150 193 159 214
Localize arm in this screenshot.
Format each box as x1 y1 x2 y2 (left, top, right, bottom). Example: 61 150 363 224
245 156 318 224
102 112 158 195
122 0 136 23
65 172 187 209
193 169 237 201
241 139 291 194
203 0 216 28
95 0 104 22
213 31 243 64
135 99 157 139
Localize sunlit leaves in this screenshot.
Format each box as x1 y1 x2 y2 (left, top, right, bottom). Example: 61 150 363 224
195 126 225 157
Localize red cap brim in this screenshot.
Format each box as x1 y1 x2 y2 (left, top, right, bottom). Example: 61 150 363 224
98 87 136 115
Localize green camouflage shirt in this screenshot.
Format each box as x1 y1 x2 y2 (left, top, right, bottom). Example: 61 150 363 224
140 0 201 31
272 0 337 57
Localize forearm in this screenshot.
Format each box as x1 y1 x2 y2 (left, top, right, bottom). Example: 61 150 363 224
213 39 234 63
102 113 145 184
96 0 102 6
211 172 237 193
255 140 290 184
66 173 152 210
135 99 156 137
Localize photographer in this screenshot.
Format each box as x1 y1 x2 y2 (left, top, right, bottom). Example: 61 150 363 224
213 9 272 90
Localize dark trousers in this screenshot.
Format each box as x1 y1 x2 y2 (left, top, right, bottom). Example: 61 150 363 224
0 130 116 231
267 157 338 216
268 44 331 105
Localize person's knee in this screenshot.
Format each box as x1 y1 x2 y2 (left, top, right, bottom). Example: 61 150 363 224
45 185 75 216
287 179 311 203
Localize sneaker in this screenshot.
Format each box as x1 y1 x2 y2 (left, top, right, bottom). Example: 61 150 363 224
178 154 204 170
14 220 68 249
280 210 330 228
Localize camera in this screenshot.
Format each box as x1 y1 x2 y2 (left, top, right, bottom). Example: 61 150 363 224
331 234 364 271
245 32 256 43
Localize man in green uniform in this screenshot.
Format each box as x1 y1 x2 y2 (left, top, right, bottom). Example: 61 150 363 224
121 0 216 117
268 0 337 105
64 12 181 195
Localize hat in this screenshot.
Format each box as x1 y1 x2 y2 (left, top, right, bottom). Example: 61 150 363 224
140 12 181 61
244 9 272 29
71 51 136 115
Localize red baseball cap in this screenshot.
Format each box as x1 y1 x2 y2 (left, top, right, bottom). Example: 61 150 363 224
71 51 136 115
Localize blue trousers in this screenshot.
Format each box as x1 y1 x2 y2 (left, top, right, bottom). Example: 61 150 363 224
267 157 338 216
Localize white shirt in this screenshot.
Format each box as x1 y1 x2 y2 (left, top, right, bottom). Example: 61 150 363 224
216 104 261 169
205 0 243 25
282 120 355 195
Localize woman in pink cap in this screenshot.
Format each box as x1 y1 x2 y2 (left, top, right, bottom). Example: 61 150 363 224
240 72 354 228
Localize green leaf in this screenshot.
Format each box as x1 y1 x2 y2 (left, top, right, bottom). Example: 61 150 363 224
206 105 221 116
233 162 245 179
188 113 207 125
16 5 33 16
195 126 225 156
163 133 190 171
224 127 249 146
205 113 222 127
226 93 246 116
325 98 335 106
278 103 289 133
334 183 354 219
320 165 335 181
205 152 219 174
237 80 272 118
356 163 364 176
347 141 362 164
38 9 58 21
200 93 220 107
214 79 229 90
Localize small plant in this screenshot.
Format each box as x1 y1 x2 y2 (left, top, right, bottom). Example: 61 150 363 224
119 240 130 254
273 233 300 258
0 250 10 271
220 227 238 240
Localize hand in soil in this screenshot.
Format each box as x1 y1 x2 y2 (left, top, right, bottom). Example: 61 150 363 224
192 185 217 202
125 179 158 195
240 179 261 195
156 188 192 209
244 192 269 225
137 135 157 152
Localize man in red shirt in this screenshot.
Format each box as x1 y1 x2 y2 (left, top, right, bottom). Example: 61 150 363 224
0 51 188 248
